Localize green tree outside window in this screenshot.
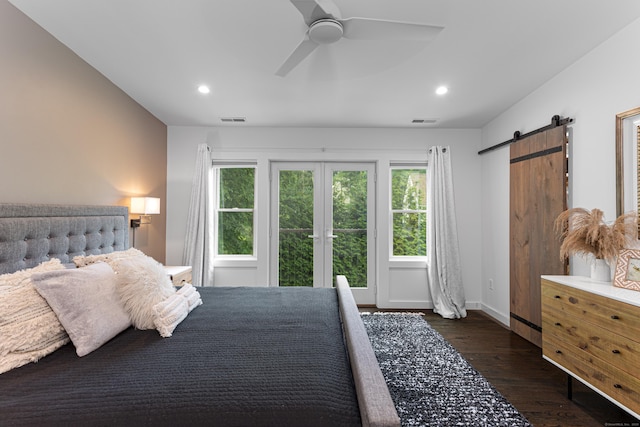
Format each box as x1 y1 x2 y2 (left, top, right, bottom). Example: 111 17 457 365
217 167 255 256
391 168 427 257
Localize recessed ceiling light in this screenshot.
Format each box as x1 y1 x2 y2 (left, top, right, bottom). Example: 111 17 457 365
435 86 448 96
197 85 210 94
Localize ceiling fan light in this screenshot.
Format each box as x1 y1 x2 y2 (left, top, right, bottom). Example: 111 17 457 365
308 19 343 44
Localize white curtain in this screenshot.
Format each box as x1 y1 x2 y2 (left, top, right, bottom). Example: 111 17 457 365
426 146 467 319
183 143 214 287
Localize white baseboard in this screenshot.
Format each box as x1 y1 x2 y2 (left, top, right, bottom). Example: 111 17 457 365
479 303 510 327
377 300 433 310
375 300 483 311
373 299 510 328
464 301 482 310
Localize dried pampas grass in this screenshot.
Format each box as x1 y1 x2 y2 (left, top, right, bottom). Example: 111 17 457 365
554 208 637 263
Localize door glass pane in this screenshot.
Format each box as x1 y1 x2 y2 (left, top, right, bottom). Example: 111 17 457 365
332 170 367 287
278 170 314 287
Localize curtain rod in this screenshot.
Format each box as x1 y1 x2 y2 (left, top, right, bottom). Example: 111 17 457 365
210 146 429 154
478 115 573 155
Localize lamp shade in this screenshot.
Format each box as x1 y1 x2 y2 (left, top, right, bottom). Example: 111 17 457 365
130 197 160 215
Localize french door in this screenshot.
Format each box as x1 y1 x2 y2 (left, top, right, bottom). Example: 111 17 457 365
270 162 376 304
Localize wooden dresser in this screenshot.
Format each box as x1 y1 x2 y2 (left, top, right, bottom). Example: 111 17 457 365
541 275 640 419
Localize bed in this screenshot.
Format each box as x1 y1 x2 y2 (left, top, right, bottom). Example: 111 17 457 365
0 203 400 427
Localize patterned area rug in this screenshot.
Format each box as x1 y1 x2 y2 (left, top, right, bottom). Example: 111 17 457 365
361 313 533 427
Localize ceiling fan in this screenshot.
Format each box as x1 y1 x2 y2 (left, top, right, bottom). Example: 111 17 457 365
276 0 444 77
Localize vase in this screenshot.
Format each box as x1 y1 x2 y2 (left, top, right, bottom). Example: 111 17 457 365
591 258 611 282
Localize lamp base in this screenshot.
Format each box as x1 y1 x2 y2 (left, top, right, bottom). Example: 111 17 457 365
130 215 151 228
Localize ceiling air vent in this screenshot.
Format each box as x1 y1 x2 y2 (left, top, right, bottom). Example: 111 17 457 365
412 119 437 124
220 117 246 123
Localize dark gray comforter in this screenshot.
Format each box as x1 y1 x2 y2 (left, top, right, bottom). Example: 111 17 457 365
0 287 361 427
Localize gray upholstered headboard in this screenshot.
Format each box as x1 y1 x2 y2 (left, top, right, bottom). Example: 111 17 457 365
0 204 128 275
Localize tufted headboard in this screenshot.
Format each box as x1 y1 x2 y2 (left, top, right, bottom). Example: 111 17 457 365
0 204 128 275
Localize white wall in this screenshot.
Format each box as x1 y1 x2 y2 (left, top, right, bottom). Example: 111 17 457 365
167 16 640 318
480 17 640 325
167 126 482 309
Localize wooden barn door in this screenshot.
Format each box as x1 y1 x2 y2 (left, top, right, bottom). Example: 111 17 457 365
510 126 568 347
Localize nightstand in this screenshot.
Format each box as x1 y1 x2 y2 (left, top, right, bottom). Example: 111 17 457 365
165 266 192 286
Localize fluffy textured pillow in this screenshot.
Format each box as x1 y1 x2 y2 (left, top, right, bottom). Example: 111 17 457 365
0 259 69 374
72 247 145 268
153 284 202 338
32 262 131 357
109 255 176 330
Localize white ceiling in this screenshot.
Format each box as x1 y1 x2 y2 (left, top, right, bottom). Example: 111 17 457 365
10 0 640 128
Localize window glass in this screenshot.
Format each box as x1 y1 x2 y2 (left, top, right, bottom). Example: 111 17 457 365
217 167 255 256
390 167 427 257
220 167 254 209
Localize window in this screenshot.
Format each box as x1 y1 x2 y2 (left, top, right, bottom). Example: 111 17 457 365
390 166 427 257
215 166 256 256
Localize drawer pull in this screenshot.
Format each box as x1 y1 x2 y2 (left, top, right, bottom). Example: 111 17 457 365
612 349 621 354
611 315 620 320
554 295 561 299
614 384 623 389
555 350 562 354
554 322 561 326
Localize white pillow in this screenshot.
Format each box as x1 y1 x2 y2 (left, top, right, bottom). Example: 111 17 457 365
0 259 69 374
32 262 131 357
153 283 202 337
109 255 176 330
72 247 145 268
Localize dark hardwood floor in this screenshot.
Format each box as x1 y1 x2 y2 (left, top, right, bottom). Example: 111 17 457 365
364 308 639 426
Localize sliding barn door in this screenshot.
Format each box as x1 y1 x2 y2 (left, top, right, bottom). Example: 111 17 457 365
510 126 568 347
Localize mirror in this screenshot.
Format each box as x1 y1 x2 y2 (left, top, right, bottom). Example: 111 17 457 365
616 106 640 216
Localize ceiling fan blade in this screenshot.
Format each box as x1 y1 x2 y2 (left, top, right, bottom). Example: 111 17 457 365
275 36 319 77
341 17 444 41
290 0 340 26
315 0 342 19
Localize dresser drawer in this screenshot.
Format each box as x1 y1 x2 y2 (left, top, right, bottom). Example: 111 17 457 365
542 304 640 379
543 333 640 412
542 279 640 342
